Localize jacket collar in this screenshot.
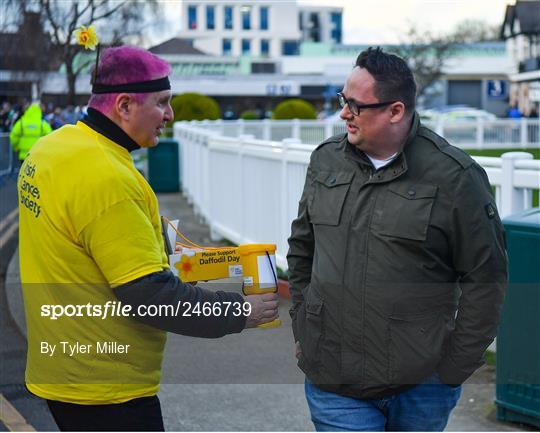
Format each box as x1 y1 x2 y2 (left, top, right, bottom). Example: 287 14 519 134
342 112 420 182
81 107 140 153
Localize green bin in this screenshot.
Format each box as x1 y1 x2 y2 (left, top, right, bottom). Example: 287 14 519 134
496 207 540 428
148 138 180 192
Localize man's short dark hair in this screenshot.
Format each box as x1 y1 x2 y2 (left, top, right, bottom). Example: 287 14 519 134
355 47 416 113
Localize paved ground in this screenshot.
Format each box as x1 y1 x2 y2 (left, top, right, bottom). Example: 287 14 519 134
1 174 58 431
1 191 535 431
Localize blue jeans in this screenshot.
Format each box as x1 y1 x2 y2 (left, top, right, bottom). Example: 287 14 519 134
305 374 461 431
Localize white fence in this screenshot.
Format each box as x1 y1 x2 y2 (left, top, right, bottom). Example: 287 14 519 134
174 121 540 269
191 117 539 149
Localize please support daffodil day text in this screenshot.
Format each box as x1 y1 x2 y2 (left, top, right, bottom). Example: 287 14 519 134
199 249 240 264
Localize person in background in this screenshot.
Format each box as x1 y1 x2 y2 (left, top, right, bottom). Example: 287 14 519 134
48 107 65 130
61 105 77 124
507 104 523 119
9 102 52 162
0 102 12 132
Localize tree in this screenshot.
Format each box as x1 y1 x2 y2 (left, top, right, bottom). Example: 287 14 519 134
169 93 221 123
0 10 54 99
451 19 500 43
272 99 317 120
3 0 163 105
393 20 501 104
392 27 459 102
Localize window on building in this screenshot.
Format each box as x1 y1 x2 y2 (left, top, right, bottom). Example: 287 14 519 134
206 5 215 30
260 6 269 30
241 6 251 30
242 39 251 55
251 62 276 74
331 12 342 44
260 39 270 57
188 5 197 30
224 6 233 30
281 40 299 56
309 12 320 42
222 39 232 56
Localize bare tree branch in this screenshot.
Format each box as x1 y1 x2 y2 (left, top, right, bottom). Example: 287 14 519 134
10 0 162 104
93 0 130 22
74 58 94 76
42 0 61 46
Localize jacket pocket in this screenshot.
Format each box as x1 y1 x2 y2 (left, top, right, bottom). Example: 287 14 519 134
373 183 438 241
309 171 354 226
297 290 324 369
388 309 446 385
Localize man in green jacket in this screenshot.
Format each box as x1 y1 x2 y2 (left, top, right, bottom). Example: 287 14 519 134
287 47 507 431
9 102 52 161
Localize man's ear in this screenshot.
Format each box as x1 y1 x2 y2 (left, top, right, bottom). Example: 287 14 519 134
389 102 406 124
114 93 133 121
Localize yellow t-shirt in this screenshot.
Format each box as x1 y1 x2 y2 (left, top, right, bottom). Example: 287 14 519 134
18 121 170 404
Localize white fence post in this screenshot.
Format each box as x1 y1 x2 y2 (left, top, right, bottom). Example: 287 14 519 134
237 134 255 244
262 118 271 141
476 117 484 150
324 120 333 139
281 138 301 260
435 118 444 136
214 119 223 136
500 152 534 218
292 118 300 140
237 119 245 137
520 118 527 148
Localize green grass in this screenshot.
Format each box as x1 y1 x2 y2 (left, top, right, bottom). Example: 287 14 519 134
485 349 496 367
465 148 540 159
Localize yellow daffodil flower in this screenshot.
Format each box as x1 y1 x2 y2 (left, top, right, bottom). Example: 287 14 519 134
74 25 99 50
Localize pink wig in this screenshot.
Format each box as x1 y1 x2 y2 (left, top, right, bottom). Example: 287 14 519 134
88 46 171 113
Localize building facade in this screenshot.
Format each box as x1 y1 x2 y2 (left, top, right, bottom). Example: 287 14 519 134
176 1 342 58
1 3 517 119
501 0 540 116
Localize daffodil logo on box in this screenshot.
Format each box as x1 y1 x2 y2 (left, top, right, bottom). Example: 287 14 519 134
179 254 194 276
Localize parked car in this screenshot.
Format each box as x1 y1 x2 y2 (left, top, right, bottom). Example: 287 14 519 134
420 106 498 122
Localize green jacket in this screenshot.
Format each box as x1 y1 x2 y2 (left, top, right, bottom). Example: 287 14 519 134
287 114 507 399
10 103 52 160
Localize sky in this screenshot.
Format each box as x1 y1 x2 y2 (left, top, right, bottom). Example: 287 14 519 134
300 0 513 44
157 0 514 45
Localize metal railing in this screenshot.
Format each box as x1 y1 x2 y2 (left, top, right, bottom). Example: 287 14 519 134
174 121 540 269
0 133 16 179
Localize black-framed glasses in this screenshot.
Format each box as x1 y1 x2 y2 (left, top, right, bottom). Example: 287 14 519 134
337 92 397 116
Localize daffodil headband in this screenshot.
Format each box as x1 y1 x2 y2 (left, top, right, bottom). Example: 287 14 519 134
75 25 171 94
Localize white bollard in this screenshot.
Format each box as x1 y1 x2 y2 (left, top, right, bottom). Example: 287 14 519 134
500 152 534 218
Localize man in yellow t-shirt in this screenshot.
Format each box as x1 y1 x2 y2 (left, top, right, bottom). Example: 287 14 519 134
18 45 278 431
